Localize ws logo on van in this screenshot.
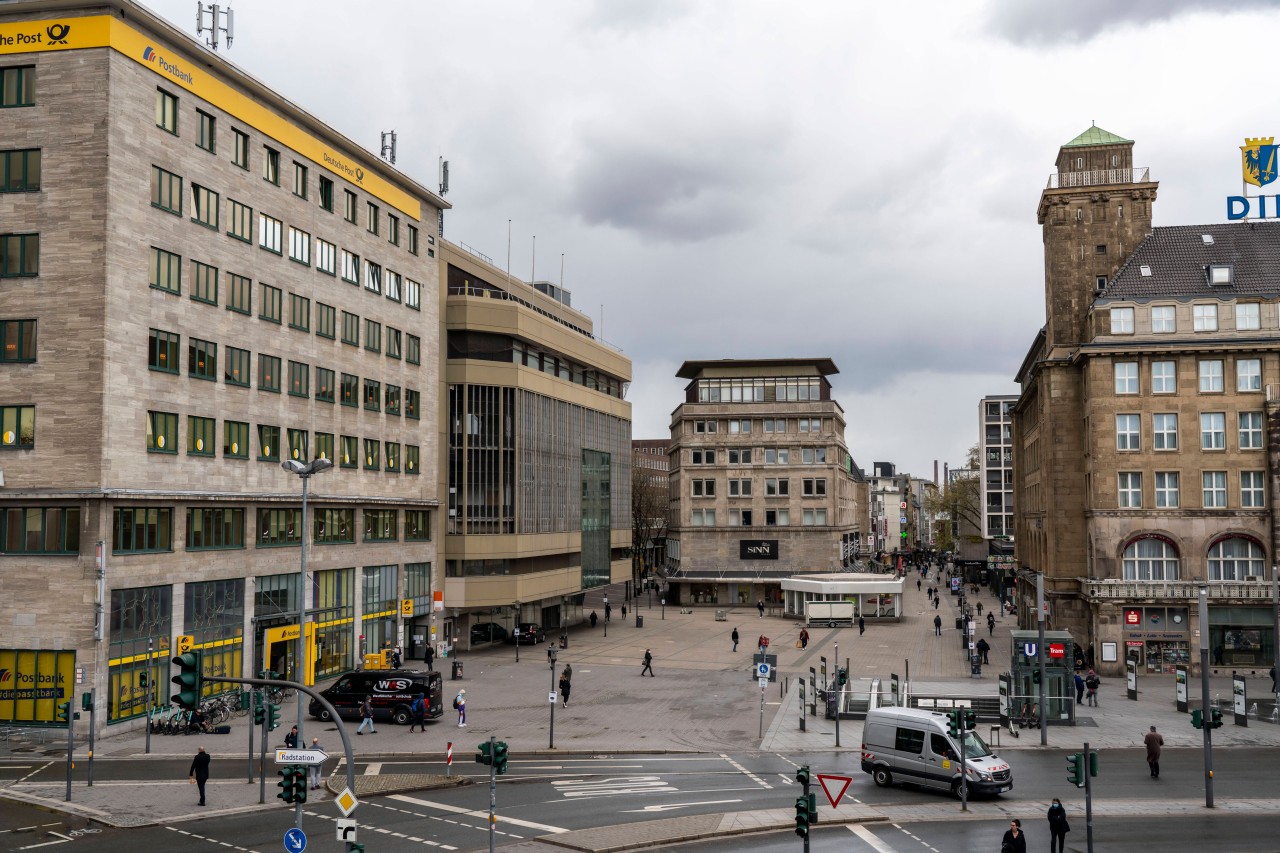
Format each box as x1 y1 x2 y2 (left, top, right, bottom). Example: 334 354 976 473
373 678 413 693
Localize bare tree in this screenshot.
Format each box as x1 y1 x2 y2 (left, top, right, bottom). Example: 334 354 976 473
925 444 983 551
631 463 669 588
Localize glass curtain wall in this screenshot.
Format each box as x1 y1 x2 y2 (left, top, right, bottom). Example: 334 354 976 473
107 585 172 722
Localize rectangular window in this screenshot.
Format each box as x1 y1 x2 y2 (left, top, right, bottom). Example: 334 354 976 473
385 442 400 472
196 110 215 153
801 509 827 526
1242 471 1266 507
727 448 752 464
729 509 754 526
225 346 250 386
259 283 282 323
364 509 397 542
1200 412 1226 450
0 232 36 280
1151 360 1176 393
288 293 310 331
1116 413 1141 450
188 337 217 381
386 327 402 360
316 302 336 339
1110 307 1134 334
232 128 249 169
364 319 381 352
364 378 381 411
340 373 358 407
691 449 715 465
1151 305 1176 333
0 66 35 107
405 444 420 475
1114 361 1138 394
150 165 182 214
341 312 359 346
228 199 252 241
1203 471 1227 508
315 432 334 463
765 478 789 496
314 508 354 544
113 507 173 553
406 334 421 365
292 161 308 198
257 424 280 461
148 246 180 293
727 478 752 497
315 238 336 275
0 148 41 192
258 508 302 547
364 261 382 294
223 420 249 458
1236 302 1261 330
0 318 35 363
344 189 358 224
802 478 827 496
388 215 400 246
155 89 178 133
385 270 402 302
0 507 79 554
1193 303 1218 331
288 360 309 397
318 176 334 212
0 405 35 449
1118 471 1142 508
191 260 217 305
802 448 827 464
259 354 281 392
1240 411 1264 449
366 202 380 235
691 479 715 497
405 278 421 310
148 328 179 373
258 213 282 253
1155 472 1180 508
287 427 308 462
227 273 251 314
405 509 430 540
288 227 311 265
146 410 177 453
315 367 335 403
408 224 419 255
340 434 358 468
765 509 790 526
1199 359 1224 392
363 438 380 470
263 147 279 185
186 507 245 550
1237 357 1262 391
406 388 420 420
341 250 360 284
385 384 401 416
187 415 215 456
191 183 219 229
1153 413 1178 450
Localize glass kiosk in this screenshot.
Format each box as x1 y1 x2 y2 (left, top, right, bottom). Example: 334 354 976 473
1009 629 1076 724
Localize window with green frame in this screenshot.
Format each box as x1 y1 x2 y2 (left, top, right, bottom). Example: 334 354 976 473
191 183 219 229
341 311 359 346
384 441 400 472
340 373 358 407
316 303 336 339
293 161 308 198
187 415 215 456
1 405 35 449
1 148 41 192
364 508 397 542
227 272 251 314
363 438 380 470
386 328 402 360
340 435 358 468
155 89 178 134
405 444 420 475
188 338 217 381
187 507 245 550
0 66 35 108
0 233 37 278
263 146 280 185
314 507 354 544
150 165 182 214
232 128 249 169
0 506 80 554
288 360 309 397
257 424 280 461
344 189 357 223
191 260 218 305
113 506 173 553
257 508 301 547
287 427 308 461
259 283 282 323
146 410 177 453
366 201 380 235
316 239 336 276
364 319 381 353
319 176 334 212
388 214 400 246
385 384 401 416
224 420 249 458
289 294 310 331
149 246 180 293
148 328 179 373
0 319 36 363
315 431 334 463
341 249 359 284
259 354 281 392
407 334 421 365
408 224 419 255
227 199 252 242
197 110 215 153
405 509 431 541
406 388 420 420
364 379 380 411
225 346 250 387
315 368 335 403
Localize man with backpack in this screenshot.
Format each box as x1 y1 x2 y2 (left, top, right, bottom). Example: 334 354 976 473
408 692 427 732
453 689 467 727
356 695 376 735
1085 670 1101 706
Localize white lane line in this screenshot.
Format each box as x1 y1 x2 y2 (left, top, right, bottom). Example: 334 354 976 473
164 825 261 853
389 793 568 834
718 753 772 789
850 824 897 852
14 761 53 785
364 762 382 775
0 823 60 836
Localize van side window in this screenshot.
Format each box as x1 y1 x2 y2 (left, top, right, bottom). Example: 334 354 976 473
894 727 925 755
930 733 955 759
334 678 352 692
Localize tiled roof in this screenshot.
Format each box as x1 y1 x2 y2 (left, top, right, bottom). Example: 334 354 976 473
1062 125 1133 148
1101 221 1280 301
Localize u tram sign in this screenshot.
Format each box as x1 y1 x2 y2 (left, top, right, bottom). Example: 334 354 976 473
1228 137 1280 218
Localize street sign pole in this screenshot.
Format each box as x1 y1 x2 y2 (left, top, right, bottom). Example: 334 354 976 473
488 735 497 853
1084 741 1095 853
248 690 255 785
834 641 840 748
259 690 268 804
1037 572 1047 746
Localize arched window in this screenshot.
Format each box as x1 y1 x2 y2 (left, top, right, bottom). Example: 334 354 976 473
1207 538 1264 581
1123 538 1179 581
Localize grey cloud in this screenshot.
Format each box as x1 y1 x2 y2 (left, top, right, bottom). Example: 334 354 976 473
579 0 693 32
986 0 1280 45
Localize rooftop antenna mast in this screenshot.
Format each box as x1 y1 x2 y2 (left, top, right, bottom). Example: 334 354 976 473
195 2 234 51
380 131 397 165
438 157 450 196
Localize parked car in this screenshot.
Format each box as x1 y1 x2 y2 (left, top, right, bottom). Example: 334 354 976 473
507 623 546 644
470 622 508 644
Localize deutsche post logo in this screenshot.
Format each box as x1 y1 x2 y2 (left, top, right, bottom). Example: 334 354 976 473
1242 137 1278 187
46 24 70 45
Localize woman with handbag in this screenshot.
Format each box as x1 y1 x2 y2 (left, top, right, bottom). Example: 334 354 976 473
1047 798 1070 853
1000 818 1027 853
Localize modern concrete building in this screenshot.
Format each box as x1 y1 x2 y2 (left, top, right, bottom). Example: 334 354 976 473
631 439 670 585
979 395 1017 541
1012 126 1280 678
664 358 868 606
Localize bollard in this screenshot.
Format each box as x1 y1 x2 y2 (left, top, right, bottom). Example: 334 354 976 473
446 741 452 776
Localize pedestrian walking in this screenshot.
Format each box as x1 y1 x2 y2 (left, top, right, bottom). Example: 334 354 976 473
621 604 627 620
933 614 942 636
731 627 740 652
927 587 933 601
284 725 298 749
559 670 572 708
1000 818 1027 853
799 628 809 650
976 601 983 617
1046 800 1070 853
641 648 655 677
454 689 467 727
356 695 376 735
1271 664 1276 692
858 616 866 636
933 596 940 610
308 737 324 790
757 600 765 618
1074 673 1085 705
987 612 996 636
392 645 402 669
410 692 428 732
425 644 435 671
604 602 612 622
188 745 211 806
1085 669 1100 706
917 578 922 592
589 611 598 628
977 637 990 664
1144 725 1164 778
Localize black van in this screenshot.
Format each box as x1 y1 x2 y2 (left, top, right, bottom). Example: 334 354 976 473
309 669 443 725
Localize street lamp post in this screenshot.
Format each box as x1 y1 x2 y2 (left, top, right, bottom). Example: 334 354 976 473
548 647 558 749
1198 585 1214 808
514 601 521 662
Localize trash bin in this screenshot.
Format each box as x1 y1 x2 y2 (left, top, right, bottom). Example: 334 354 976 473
635 614 643 628
451 660 463 681
970 654 982 678
955 617 964 630
559 634 568 649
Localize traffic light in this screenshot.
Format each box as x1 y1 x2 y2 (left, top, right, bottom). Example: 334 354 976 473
476 741 493 766
171 650 204 712
493 740 509 775
81 693 93 712
55 700 71 723
345 845 365 853
267 702 281 731
253 693 266 727
807 792 817 822
1088 751 1099 777
796 765 810 788
947 709 960 738
1066 752 1084 787
1032 669 1041 685
1191 709 1203 729
277 766 304 804
963 709 976 732
295 769 308 804
794 795 810 837
1209 708 1224 729
837 668 848 687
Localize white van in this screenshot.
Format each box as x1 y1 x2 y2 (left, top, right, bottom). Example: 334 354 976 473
860 707 1012 797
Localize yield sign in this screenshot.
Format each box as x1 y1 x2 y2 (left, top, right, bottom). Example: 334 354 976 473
816 773 853 808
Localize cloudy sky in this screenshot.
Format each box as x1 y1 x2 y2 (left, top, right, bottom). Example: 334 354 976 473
143 0 1278 479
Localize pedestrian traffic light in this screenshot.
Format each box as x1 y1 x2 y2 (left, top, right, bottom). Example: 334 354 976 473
55 700 71 723
1088 751 1099 777
1066 752 1084 787
277 766 303 804
794 795 810 837
493 740 509 775
267 702 281 731
807 792 817 822
81 693 92 712
963 709 976 731
947 709 960 738
1209 708 1224 729
476 741 493 766
796 765 810 788
1032 669 1041 685
1191 709 1204 729
171 650 204 712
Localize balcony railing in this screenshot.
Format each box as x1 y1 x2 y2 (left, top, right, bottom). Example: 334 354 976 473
1047 167 1149 189
1084 578 1275 600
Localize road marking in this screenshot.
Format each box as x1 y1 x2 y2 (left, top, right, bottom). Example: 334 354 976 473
621 798 742 813
15 832 72 850
778 773 794 784
364 762 382 775
388 794 568 834
551 775 677 799
719 753 772 789
0 823 60 837
165 826 260 853
891 823 939 852
306 811 459 848
13 761 53 785
850 824 897 852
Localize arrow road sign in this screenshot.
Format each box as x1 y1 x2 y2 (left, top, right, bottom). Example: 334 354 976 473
275 748 329 765
817 773 853 808
283 827 307 852
335 819 357 842
756 662 771 678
